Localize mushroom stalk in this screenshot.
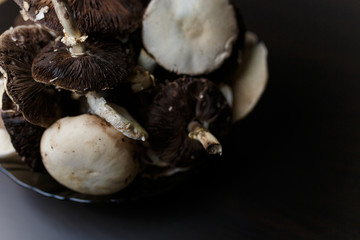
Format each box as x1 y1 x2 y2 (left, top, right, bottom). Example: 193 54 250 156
86 92 148 141
52 0 87 54
188 121 222 155
129 66 155 93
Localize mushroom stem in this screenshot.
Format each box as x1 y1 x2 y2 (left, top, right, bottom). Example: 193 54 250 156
188 121 222 155
129 66 155 93
52 0 87 54
86 92 149 141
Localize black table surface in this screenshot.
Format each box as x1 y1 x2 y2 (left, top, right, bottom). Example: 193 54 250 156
1 1 360 239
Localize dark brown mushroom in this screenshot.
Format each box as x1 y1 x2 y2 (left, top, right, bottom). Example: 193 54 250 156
70 0 145 36
0 25 77 127
30 0 134 93
32 36 133 93
13 0 145 36
1 92 45 171
145 77 232 168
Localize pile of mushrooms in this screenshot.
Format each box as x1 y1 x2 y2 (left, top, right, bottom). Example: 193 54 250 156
0 0 268 196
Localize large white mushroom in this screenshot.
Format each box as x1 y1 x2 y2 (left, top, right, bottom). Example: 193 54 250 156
142 0 239 75
40 114 140 195
0 76 17 159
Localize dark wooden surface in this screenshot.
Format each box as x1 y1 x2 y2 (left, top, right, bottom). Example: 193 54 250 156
1 0 360 239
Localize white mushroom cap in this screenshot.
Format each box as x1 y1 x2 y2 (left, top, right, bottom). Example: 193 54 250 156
231 32 268 122
41 114 140 195
142 0 239 75
0 76 17 159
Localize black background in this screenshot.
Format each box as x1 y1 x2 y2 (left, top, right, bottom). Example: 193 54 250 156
1 0 360 239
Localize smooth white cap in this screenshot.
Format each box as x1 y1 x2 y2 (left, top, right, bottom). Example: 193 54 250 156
41 114 140 195
142 0 239 75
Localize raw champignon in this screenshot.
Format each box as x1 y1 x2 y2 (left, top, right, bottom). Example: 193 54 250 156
145 77 232 168
31 0 134 94
41 114 140 195
32 36 132 93
0 25 75 128
13 0 145 36
142 0 239 75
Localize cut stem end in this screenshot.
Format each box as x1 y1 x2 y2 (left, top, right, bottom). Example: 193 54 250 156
188 121 222 155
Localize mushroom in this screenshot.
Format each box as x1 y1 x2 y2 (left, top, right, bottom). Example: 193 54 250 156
0 76 17 159
0 25 75 128
41 114 140 195
1 91 45 170
30 1 148 140
231 32 268 122
31 36 133 93
31 0 133 93
13 0 145 36
142 0 239 75
145 77 232 168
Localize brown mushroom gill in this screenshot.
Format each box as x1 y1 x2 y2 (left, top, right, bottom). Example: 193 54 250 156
13 0 145 35
32 37 133 93
146 77 232 168
0 25 74 128
1 92 45 171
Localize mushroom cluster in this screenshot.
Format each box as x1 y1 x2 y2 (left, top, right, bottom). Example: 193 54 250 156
0 0 268 197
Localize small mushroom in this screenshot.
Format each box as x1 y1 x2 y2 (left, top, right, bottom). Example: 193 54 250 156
231 32 268 122
0 76 17 159
146 77 232 168
41 114 140 195
13 0 145 36
142 0 239 75
0 25 75 128
1 92 45 170
31 0 133 93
